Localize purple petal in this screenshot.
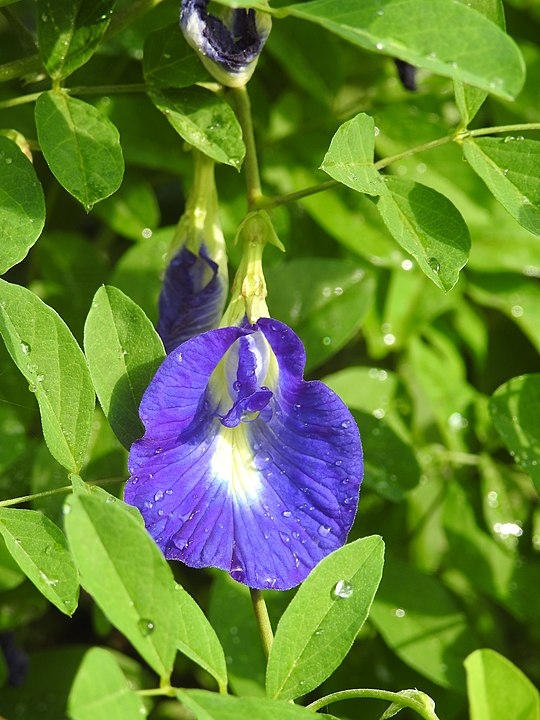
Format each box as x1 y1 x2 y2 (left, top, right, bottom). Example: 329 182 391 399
125 319 363 590
158 245 227 354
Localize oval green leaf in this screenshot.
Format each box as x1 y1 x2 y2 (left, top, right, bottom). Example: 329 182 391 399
68 647 148 720
463 137 540 236
266 536 384 700
64 489 180 678
0 508 79 616
0 279 95 472
284 0 525 100
149 87 245 169
374 177 471 291
0 136 45 275
465 649 540 720
35 91 124 211
84 286 165 449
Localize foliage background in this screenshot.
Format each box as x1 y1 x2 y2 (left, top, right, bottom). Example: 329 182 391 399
0 0 539 718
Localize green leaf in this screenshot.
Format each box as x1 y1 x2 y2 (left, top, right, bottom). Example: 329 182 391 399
0 536 25 592
353 410 420 501
375 177 471 291
266 536 384 700
321 113 385 195
0 508 79 616
370 555 479 691
0 136 45 275
283 0 525 100
37 0 117 80
143 23 211 88
465 649 540 720
92 173 160 241
265 259 375 372
463 137 540 236
149 87 245 169
453 0 505 125
0 279 95 473
35 91 124 211
84 286 165 449
68 647 148 720
176 689 338 720
64 490 180 678
490 374 540 494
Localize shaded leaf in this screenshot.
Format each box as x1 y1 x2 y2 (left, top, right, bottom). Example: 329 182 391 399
0 136 45 275
0 508 79 615
0 279 95 473
266 536 384 700
35 91 124 211
490 374 540 494
143 23 210 88
463 137 540 236
37 0 117 80
84 286 165 449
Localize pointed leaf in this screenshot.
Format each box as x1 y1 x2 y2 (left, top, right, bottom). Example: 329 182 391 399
68 647 148 720
176 689 338 720
375 177 471 291
37 0 117 80
284 0 525 100
490 374 540 494
0 279 95 472
149 87 245 169
0 136 45 275
0 508 79 616
321 113 384 196
35 91 124 210
463 137 540 236
64 489 180 678
266 536 384 700
465 649 540 720
84 286 165 449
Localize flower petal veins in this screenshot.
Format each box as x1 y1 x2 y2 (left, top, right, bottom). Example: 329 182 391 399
125 318 363 590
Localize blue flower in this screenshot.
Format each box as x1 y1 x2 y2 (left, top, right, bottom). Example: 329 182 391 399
158 151 228 354
158 245 227 354
124 318 363 590
180 0 272 87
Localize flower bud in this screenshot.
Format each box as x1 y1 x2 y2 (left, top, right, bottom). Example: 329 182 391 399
180 0 272 87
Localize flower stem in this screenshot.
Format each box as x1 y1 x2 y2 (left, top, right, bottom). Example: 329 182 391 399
0 477 123 508
250 588 274 658
231 85 263 210
306 688 441 720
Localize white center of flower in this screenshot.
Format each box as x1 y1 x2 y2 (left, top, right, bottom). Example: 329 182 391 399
211 424 262 503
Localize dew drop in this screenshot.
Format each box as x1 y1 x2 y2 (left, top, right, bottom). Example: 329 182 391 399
20 342 31 355
393 607 406 618
428 257 440 273
154 490 164 502
331 580 354 599
282 510 292 518
279 531 290 544
318 524 332 537
138 618 155 636
340 419 352 429
28 383 37 393
322 336 332 346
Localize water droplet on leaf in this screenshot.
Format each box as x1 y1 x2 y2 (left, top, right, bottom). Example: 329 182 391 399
138 619 155 636
332 580 354 599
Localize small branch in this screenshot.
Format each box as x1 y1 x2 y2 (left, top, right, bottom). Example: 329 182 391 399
306 688 440 720
231 85 263 210
0 54 41 83
250 588 274 658
0 476 124 508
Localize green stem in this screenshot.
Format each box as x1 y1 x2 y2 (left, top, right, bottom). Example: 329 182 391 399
306 688 440 720
0 476 123 508
250 588 274 658
231 85 263 210
0 83 148 111
466 122 540 138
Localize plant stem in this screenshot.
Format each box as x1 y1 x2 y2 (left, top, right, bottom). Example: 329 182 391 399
231 85 263 210
0 55 41 83
250 588 274 658
306 688 441 720
0 477 123 508
466 122 540 138
0 83 148 110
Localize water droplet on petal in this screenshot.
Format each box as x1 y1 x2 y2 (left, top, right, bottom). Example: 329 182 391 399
318 524 332 537
340 419 352 429
282 510 292 518
332 580 354 599
154 490 164 502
